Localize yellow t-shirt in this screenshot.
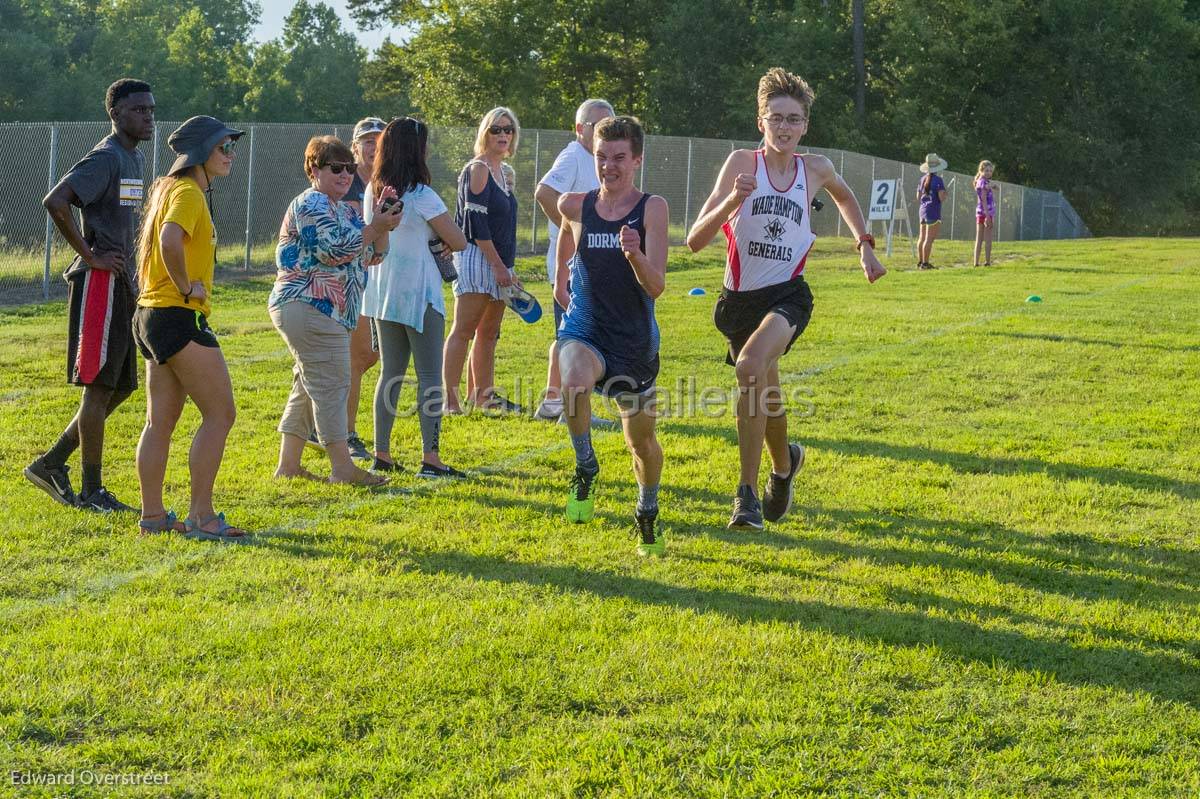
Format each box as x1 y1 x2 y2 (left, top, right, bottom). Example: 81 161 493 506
138 176 216 317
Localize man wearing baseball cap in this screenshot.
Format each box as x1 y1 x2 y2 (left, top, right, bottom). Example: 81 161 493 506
25 78 155 513
342 116 387 461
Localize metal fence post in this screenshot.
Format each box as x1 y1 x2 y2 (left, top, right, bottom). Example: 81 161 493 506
530 129 540 253
950 177 957 240
639 139 646 191
1018 185 1025 241
683 138 693 234
151 128 159 177
243 126 256 270
42 123 60 301
995 182 1002 243
836 151 845 238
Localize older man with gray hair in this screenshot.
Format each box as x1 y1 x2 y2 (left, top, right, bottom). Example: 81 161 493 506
533 98 615 423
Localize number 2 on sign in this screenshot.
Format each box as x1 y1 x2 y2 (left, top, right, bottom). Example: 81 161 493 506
876 183 889 205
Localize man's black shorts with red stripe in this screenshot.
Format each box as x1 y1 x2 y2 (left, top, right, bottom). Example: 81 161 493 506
66 268 137 391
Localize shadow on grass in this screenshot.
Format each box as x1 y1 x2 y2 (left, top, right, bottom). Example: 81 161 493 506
407 548 1200 707
658 484 1200 607
661 424 1199 501
985 331 1200 353
803 436 1200 500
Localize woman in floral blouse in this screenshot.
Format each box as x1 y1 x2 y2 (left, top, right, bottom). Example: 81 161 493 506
269 135 401 485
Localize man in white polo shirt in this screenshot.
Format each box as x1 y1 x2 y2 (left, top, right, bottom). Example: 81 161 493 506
533 98 615 423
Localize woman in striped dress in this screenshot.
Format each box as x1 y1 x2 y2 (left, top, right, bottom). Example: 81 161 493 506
442 107 523 414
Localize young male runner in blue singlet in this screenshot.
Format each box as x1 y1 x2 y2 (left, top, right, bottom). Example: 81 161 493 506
554 116 669 556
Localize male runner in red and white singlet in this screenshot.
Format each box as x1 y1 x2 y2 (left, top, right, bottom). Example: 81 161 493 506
688 67 886 531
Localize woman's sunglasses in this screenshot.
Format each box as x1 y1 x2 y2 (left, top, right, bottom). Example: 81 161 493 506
488 125 515 136
218 140 237 155
324 162 357 175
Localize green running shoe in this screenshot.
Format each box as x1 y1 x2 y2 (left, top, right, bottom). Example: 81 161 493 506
566 465 598 523
635 509 665 557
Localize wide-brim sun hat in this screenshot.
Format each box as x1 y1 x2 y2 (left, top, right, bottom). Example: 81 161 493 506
919 153 948 174
166 116 244 176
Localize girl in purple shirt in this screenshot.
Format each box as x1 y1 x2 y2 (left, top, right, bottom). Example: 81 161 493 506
974 159 996 266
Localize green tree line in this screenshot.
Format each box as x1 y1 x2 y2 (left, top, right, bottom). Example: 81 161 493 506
4 0 1198 234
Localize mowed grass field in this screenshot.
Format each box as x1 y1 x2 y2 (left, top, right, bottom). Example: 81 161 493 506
1 236 1198 797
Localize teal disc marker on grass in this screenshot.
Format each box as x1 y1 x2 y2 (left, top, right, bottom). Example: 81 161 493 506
688 287 707 296
1026 295 1042 303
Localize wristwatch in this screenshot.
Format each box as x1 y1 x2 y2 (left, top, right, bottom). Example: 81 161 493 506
856 234 876 252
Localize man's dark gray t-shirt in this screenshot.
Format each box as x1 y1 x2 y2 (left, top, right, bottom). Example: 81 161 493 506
60 134 145 292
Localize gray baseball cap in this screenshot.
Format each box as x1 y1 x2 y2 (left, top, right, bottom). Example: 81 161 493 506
166 115 244 176
353 117 386 141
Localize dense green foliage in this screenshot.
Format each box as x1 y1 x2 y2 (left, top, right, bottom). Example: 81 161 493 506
3 0 1198 233
3 239 1199 795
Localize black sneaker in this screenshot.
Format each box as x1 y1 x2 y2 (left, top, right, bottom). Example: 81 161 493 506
347 433 371 462
635 508 665 556
305 433 326 451
763 443 805 522
417 462 468 479
24 458 76 506
728 484 763 530
371 456 404 473
77 486 137 514
481 394 525 414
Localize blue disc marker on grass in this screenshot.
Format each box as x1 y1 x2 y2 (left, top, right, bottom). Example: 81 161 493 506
1026 295 1042 303
688 287 707 296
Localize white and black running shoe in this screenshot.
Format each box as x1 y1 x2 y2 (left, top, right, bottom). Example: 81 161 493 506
417 462 468 479
763 443 805 523
24 458 76 506
77 486 137 514
728 484 764 530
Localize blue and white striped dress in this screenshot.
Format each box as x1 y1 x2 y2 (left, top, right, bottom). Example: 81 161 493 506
452 160 517 300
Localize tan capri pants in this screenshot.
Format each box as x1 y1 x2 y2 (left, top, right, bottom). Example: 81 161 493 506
270 300 352 446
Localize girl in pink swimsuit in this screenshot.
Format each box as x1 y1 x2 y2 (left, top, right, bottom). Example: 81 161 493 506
974 159 996 266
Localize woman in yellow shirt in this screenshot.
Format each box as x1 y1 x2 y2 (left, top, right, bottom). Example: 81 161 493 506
132 116 246 542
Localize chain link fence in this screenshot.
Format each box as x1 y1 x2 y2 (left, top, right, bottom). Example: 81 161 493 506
0 121 1089 304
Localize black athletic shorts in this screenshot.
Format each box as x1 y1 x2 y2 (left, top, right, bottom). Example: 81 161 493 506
132 306 220 365
559 335 659 401
66 268 138 391
713 275 814 366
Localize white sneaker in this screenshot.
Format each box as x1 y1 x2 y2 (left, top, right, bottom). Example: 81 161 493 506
534 399 564 421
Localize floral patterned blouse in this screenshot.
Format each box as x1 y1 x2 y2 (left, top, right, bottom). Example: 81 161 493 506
269 188 373 330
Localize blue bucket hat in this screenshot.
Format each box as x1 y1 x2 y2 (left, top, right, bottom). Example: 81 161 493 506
167 115 244 176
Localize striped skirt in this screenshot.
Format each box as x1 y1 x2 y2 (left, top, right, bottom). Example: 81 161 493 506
452 243 511 300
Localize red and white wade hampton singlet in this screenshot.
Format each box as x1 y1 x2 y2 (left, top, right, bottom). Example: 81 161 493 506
721 150 816 291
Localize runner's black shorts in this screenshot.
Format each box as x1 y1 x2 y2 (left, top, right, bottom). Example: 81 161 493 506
132 306 220 365
66 268 138 391
713 275 813 366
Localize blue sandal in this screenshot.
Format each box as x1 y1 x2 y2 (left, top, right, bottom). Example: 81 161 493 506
184 512 249 544
138 510 186 535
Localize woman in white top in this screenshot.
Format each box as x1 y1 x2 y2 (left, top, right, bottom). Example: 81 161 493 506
362 117 469 478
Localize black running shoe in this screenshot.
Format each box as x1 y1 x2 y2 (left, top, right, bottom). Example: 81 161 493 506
763 443 805 522
371 456 404 473
728 484 763 530
347 432 371 462
24 458 76 506
481 394 525 414
417 462 468 479
635 508 665 556
77 486 137 514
